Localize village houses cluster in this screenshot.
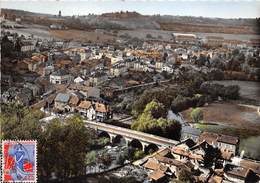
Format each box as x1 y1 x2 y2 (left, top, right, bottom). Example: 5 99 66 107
141 131 260 183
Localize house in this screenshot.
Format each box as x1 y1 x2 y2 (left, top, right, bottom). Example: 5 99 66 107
154 154 195 178
204 36 224 47
55 59 74 69
173 33 197 45
43 65 55 76
181 126 201 142
15 88 33 106
133 62 145 72
21 41 35 52
171 143 206 167
50 69 73 84
54 93 70 112
24 82 41 97
15 17 21 23
50 24 66 30
224 164 258 183
148 170 167 182
23 59 41 72
77 100 96 120
74 76 84 84
68 92 84 112
67 84 100 98
88 72 108 86
155 61 164 72
64 48 91 61
110 65 128 77
109 55 123 65
239 159 260 178
144 159 169 182
95 102 112 122
162 64 174 73
199 132 239 155
171 146 191 161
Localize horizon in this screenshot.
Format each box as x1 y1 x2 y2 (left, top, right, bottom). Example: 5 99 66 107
1 1 260 19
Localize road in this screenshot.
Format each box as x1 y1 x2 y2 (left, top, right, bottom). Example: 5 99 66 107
84 120 179 147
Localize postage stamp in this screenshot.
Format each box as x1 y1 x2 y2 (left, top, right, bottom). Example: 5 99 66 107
1 140 37 183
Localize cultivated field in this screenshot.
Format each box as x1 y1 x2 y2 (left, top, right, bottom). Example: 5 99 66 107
49 29 116 43
181 102 260 138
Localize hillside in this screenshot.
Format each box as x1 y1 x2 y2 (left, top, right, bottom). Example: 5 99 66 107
1 9 260 35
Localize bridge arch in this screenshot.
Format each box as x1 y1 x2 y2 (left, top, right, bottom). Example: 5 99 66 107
144 143 159 154
129 139 143 150
98 131 110 140
112 135 126 145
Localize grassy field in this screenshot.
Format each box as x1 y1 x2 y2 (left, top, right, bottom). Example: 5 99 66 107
182 101 260 134
183 101 260 159
50 29 116 43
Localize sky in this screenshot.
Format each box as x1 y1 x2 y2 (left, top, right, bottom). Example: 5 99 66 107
1 0 260 19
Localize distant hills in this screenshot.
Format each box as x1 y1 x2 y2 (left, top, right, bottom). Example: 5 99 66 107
1 8 260 34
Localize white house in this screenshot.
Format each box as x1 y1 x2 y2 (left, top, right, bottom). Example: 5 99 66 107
50 69 73 84
110 65 128 77
162 64 174 73
74 76 84 84
21 42 35 52
77 100 96 120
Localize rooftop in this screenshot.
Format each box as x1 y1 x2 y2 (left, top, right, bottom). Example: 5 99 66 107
55 93 70 103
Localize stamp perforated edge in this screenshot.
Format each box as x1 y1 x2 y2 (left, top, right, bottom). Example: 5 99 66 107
1 140 38 183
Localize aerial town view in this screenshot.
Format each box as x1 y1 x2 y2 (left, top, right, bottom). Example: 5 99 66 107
0 1 260 183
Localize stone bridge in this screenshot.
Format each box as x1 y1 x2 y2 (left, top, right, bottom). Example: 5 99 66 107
84 120 179 153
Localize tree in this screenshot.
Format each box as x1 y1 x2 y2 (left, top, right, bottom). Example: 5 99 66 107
85 151 97 173
144 99 167 119
1 35 14 57
132 89 176 117
131 100 181 140
99 150 112 167
133 150 145 160
190 108 203 123
1 104 97 180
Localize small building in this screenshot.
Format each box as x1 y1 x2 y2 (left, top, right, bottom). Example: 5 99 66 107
74 76 84 84
15 18 21 23
110 65 128 77
50 69 73 84
224 164 258 183
54 93 70 112
199 132 239 155
88 72 108 86
67 84 100 98
21 41 35 52
155 61 164 72
181 126 201 142
24 82 41 97
95 102 112 122
77 100 96 120
162 64 174 73
204 36 224 47
173 33 197 45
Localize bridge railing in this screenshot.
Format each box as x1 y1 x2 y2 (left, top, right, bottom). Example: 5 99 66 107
84 120 179 146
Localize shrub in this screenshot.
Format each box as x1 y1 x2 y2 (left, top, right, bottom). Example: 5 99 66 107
190 108 203 123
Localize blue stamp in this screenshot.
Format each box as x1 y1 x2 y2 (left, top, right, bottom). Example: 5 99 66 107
2 140 37 182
